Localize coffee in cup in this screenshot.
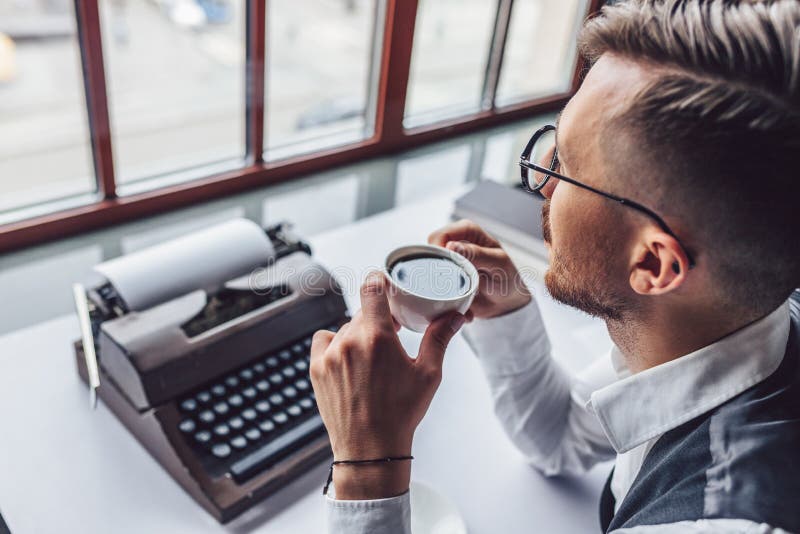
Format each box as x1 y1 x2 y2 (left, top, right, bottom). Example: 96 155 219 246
384 244 479 332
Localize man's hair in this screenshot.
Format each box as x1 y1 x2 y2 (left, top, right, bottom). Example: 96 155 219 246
578 0 800 316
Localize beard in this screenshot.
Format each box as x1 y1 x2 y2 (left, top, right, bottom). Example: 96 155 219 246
541 200 630 321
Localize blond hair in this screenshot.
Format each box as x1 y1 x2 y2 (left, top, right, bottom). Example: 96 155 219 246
579 0 800 314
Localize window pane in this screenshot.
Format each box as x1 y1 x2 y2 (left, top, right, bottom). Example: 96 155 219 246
99 0 245 186
0 2 94 213
265 1 379 161
496 0 587 106
404 0 496 127
262 174 360 236
395 145 471 205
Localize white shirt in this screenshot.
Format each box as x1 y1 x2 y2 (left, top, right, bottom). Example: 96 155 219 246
326 296 793 533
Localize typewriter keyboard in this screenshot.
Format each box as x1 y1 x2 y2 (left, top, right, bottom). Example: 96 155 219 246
175 323 341 482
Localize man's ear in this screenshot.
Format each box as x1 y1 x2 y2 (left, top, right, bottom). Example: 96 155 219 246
629 230 689 296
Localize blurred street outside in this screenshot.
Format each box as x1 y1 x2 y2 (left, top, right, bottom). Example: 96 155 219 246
0 0 580 212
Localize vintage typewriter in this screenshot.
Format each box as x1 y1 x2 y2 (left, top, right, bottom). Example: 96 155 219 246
71 219 348 523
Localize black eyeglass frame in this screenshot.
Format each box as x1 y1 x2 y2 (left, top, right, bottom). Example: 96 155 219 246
519 124 695 269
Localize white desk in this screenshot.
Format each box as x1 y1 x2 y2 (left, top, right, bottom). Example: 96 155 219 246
0 190 613 533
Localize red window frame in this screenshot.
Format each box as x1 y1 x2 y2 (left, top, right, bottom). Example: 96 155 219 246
0 0 603 253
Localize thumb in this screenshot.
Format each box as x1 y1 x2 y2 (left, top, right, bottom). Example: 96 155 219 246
417 312 466 371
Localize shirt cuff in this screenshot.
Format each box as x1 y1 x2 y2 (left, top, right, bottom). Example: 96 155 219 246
326 491 411 534
462 297 550 377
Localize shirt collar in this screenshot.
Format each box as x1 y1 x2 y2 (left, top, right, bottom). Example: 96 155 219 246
588 300 791 454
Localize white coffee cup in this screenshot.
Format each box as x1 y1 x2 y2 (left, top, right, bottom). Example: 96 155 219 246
383 244 479 333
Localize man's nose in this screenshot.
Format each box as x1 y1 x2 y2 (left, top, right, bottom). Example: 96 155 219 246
539 177 559 199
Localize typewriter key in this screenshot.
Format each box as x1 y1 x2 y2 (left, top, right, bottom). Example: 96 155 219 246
211 443 231 458
258 420 275 433
282 367 297 379
198 410 215 424
179 419 196 433
228 417 244 430
269 373 284 386
194 430 212 444
180 399 198 412
272 412 289 425
225 376 239 388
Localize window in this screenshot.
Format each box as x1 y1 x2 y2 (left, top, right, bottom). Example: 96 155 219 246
395 145 471 205
496 0 587 106
99 0 245 186
0 0 600 253
264 0 382 161
262 173 360 235
0 1 94 214
404 0 497 127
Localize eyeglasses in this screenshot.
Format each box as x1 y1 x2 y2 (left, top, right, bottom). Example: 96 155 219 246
519 124 695 269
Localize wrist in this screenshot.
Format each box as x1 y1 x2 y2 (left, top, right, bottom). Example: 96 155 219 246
486 293 532 319
332 460 411 500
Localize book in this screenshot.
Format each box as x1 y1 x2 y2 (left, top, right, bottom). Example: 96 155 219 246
452 180 549 261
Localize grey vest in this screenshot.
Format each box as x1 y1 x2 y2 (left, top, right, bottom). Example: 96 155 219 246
601 290 800 532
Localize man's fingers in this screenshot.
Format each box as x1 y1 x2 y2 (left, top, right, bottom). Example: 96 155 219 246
310 329 335 361
428 219 499 248
359 271 395 330
416 312 466 373
445 241 505 269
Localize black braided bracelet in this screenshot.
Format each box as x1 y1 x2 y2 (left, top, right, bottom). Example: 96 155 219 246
322 455 414 495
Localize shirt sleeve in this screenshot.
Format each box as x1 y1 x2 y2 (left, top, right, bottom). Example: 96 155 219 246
326 489 411 534
462 297 617 476
612 519 789 533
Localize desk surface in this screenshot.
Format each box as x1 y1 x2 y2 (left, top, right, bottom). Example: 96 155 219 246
0 190 612 533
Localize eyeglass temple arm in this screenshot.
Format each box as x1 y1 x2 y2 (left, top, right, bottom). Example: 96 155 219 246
518 160 695 268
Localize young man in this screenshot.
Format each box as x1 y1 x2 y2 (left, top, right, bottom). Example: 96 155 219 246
309 1 800 532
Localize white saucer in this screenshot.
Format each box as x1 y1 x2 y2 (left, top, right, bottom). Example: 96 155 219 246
410 481 468 534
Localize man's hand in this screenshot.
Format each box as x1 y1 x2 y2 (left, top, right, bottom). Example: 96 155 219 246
310 272 465 500
428 219 531 319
